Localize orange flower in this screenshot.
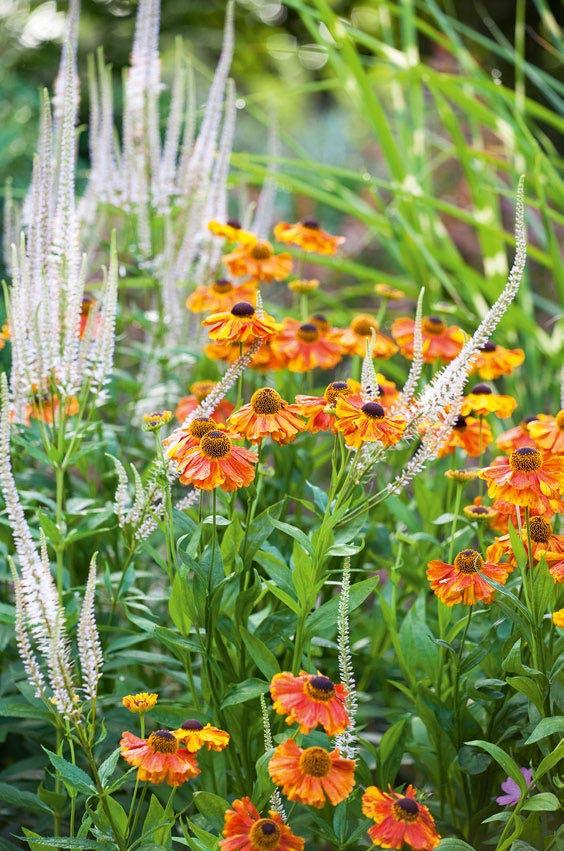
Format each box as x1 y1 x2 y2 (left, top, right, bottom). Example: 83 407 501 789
0 322 10 349
374 283 405 300
175 381 234 425
552 609 564 628
227 388 304 445
208 218 256 245
288 278 319 294
294 379 361 433
496 418 537 453
220 797 304 851
173 719 230 752
362 785 441 851
269 671 349 735
119 729 199 786
486 516 564 580
438 414 493 458
122 692 158 713
26 391 80 426
471 341 525 379
79 295 97 338
391 315 465 363
273 219 344 254
271 318 343 372
479 448 564 514
488 499 522 534
461 384 517 419
527 411 564 455
268 740 355 808
427 548 513 606
164 417 222 458
463 503 497 523
334 397 406 449
187 279 257 314
204 340 285 371
334 314 398 359
224 240 293 284
169 429 257 491
202 302 280 344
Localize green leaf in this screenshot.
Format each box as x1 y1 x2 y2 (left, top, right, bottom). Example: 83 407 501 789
437 841 476 850
533 739 564 781
98 748 121 786
221 678 269 708
465 741 527 794
524 716 564 745
377 717 407 787
398 597 439 680
240 628 280 680
192 791 229 832
37 511 64 546
20 836 100 850
271 518 313 555
521 792 560 812
43 750 96 796
0 783 52 815
265 580 300 614
308 576 378 632
168 570 193 636
506 676 546 715
142 794 173 846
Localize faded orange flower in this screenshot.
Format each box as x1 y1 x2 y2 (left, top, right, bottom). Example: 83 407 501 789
268 739 355 808
202 302 280 344
120 730 199 786
391 315 465 363
269 671 349 735
438 414 493 458
274 219 344 254
227 388 304 445
220 797 304 850
186 279 257 314
461 384 517 419
471 341 525 380
271 318 343 372
334 314 398 359
224 240 292 284
362 785 441 850
334 397 406 448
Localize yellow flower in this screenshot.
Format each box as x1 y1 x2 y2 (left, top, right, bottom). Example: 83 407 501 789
143 411 173 432
444 469 479 483
122 692 159 713
552 609 564 628
288 278 320 294
374 282 405 300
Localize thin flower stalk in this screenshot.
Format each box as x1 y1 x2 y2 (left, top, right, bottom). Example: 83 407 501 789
334 557 359 759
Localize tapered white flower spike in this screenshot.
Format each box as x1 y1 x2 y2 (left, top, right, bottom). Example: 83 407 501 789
334 557 358 759
361 332 380 403
77 554 103 700
260 694 287 821
391 287 424 418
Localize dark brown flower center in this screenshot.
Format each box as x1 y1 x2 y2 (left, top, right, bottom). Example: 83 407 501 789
201 431 231 459
423 315 446 335
305 675 335 702
528 516 552 544
350 314 377 337
480 341 497 352
510 447 542 472
227 218 242 229
249 819 281 848
362 402 385 419
393 797 419 822
212 279 233 294
556 410 564 429
472 383 492 395
231 302 255 317
251 241 272 260
523 416 538 424
325 381 349 405
189 418 216 439
310 314 329 333
454 549 484 574
147 730 178 754
299 746 332 777
297 323 319 343
453 415 467 430
470 506 489 515
251 388 283 414
181 719 204 730
302 219 319 229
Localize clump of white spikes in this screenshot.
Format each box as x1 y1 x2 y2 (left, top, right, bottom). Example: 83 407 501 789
334 557 359 759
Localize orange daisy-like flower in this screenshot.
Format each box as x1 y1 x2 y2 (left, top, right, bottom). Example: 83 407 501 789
224 241 293 284
334 314 398 359
122 692 158 713
164 416 222 458
220 797 304 850
334 397 406 449
268 739 355 808
175 381 234 425
208 218 256 245
119 729 200 786
391 315 465 363
294 379 361 434
375 282 405 300
461 384 517 419
227 388 304 445
187 279 257 314
273 219 344 255
486 516 564 580
269 671 349 735
362 785 441 851
496 418 537 453
471 341 525 380
271 318 343 373
553 609 564 628
527 411 564 455
202 302 280 344
438 414 493 458
169 429 258 491
26 391 80 426
173 719 230 753
479 448 564 514
288 278 319 294
426 548 513 606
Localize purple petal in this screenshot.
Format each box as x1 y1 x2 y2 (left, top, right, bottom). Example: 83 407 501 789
496 793 518 806
500 778 519 796
521 767 533 786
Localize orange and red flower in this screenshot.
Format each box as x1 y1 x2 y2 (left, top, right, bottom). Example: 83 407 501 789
208 218 256 245
119 729 199 786
186 279 257 314
202 303 280 345
426 548 513 605
479 448 563 514
25 391 80 426
461 384 517 419
269 671 349 735
224 240 293 284
273 220 344 254
168 428 257 491
362 785 441 850
486 516 564 582
334 397 406 448
496 418 537 453
175 381 234 425
438 414 493 458
294 379 361 433
227 388 304 445
173 719 230 752
268 740 355 808
391 315 465 363
334 314 398 359
527 411 564 455
471 341 525 380
271 318 343 373
220 797 304 850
